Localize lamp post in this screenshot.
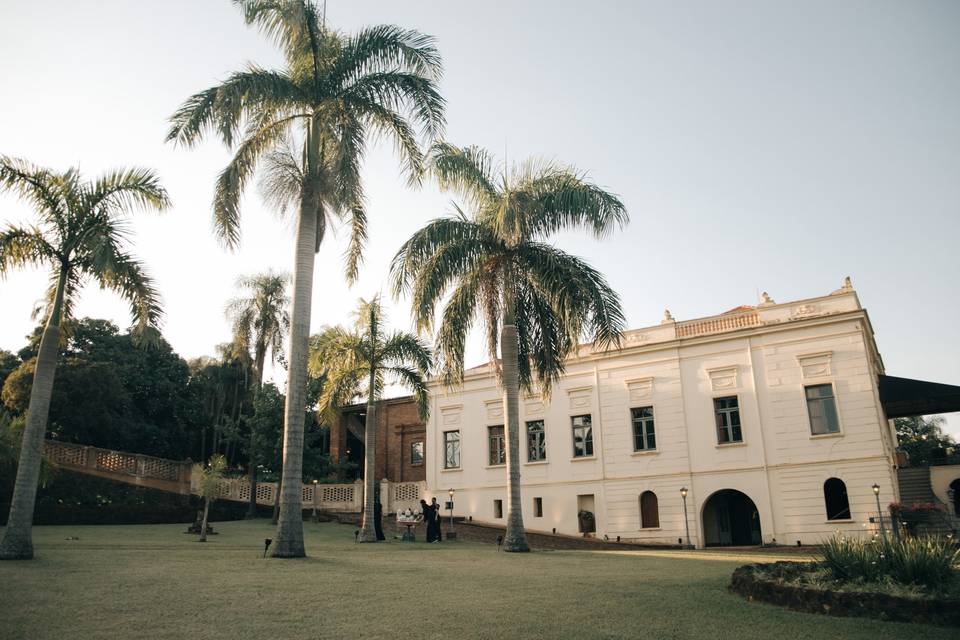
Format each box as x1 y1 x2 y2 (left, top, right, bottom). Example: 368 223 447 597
680 487 692 549
447 488 456 540
312 479 319 523
872 483 886 541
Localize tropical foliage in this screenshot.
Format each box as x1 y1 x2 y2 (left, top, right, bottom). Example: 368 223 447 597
895 415 956 466
392 142 628 551
167 0 444 557
0 156 169 560
310 296 430 542
821 533 959 592
196 454 228 543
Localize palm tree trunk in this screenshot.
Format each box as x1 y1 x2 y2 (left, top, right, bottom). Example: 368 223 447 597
271 474 282 525
0 268 68 560
500 307 530 553
246 464 258 519
247 349 266 519
199 497 211 543
270 177 319 558
359 385 378 542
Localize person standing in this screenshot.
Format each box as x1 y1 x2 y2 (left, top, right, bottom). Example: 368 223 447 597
431 497 443 542
420 499 435 542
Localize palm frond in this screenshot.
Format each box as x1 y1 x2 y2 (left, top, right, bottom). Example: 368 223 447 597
427 143 499 209
0 225 57 275
82 167 171 215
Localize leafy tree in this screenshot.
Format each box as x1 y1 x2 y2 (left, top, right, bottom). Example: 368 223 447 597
0 351 18 392
243 383 285 517
895 415 956 466
226 271 290 517
196 454 227 543
167 0 444 557
391 143 627 552
0 158 168 560
310 296 430 542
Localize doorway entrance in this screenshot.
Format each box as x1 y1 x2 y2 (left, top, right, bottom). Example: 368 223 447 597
702 489 762 546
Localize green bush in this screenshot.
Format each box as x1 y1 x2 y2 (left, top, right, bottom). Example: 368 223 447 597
822 533 959 591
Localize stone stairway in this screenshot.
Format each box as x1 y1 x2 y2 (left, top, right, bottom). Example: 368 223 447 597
896 467 959 537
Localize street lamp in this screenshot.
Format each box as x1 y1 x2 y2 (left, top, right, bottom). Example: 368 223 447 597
872 483 886 541
680 487 692 549
312 479 319 523
447 488 456 540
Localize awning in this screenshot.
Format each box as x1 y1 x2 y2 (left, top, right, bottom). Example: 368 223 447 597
878 375 960 419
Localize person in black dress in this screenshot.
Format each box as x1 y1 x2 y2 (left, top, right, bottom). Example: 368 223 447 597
420 499 435 542
431 497 443 542
373 498 385 541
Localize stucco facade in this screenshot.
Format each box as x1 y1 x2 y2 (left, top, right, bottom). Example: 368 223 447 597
425 281 901 547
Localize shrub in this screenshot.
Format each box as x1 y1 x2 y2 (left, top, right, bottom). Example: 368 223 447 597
822 533 959 591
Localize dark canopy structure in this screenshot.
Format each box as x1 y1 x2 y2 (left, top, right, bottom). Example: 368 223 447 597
878 375 960 419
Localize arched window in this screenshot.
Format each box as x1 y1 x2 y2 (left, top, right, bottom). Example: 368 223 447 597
640 491 659 528
824 478 851 521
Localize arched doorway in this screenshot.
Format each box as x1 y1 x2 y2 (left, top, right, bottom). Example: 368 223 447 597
702 489 762 546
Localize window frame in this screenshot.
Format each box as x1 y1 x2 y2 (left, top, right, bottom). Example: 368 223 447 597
493 499 503 519
526 419 547 462
639 491 660 529
571 414 594 458
443 430 461 470
630 406 657 452
713 395 744 444
533 496 543 518
823 477 852 521
804 383 842 437
487 425 505 466
410 440 424 466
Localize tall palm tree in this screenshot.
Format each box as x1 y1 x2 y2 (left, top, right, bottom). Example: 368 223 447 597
226 271 290 518
167 0 444 557
310 296 430 542
0 157 168 560
391 143 628 552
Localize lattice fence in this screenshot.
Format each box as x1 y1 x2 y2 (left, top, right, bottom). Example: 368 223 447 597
141 457 179 481
394 482 420 502
43 441 87 467
302 485 314 503
321 485 354 503
256 484 274 503
237 482 251 501
97 451 138 475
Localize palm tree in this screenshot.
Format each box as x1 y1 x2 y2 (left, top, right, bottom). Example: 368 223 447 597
310 296 430 542
0 157 168 560
391 143 628 552
196 454 228 543
167 0 443 557
226 271 290 518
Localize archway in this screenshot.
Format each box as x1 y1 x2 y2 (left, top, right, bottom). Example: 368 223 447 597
702 489 762 546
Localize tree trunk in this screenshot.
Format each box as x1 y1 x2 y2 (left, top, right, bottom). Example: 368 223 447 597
246 464 258 519
359 392 378 542
199 497 211 543
0 268 68 560
500 321 530 553
247 349 266 519
271 474 282 525
270 174 319 558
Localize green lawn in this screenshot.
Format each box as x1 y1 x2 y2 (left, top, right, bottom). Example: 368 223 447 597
0 520 951 640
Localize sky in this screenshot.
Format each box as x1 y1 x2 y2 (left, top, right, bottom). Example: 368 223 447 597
0 1 958 437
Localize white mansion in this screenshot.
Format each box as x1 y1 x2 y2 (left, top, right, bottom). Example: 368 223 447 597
425 279 903 547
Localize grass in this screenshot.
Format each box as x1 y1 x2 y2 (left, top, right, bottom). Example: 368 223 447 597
0 520 955 640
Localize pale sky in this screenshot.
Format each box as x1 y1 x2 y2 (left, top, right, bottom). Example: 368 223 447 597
0 1 958 437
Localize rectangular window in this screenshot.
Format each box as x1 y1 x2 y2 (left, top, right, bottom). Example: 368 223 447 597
533 497 543 518
572 414 594 457
631 406 656 451
443 430 460 469
806 384 840 435
488 425 505 465
410 441 424 466
494 499 503 519
526 419 546 462
714 396 743 444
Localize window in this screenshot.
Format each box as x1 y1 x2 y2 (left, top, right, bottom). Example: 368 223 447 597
488 425 505 465
410 441 424 466
824 478 851 520
806 384 840 435
443 430 460 469
714 396 742 443
571 414 593 457
640 491 659 528
494 499 503 519
527 420 546 461
533 497 543 518
631 406 656 451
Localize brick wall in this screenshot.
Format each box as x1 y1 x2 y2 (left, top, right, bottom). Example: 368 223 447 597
330 397 426 483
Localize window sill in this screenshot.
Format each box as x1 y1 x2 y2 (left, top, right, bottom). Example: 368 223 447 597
810 432 843 440
715 442 746 449
826 519 854 524
524 460 549 466
440 467 462 473
639 527 662 531
485 464 506 470
570 455 597 462
631 449 659 457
